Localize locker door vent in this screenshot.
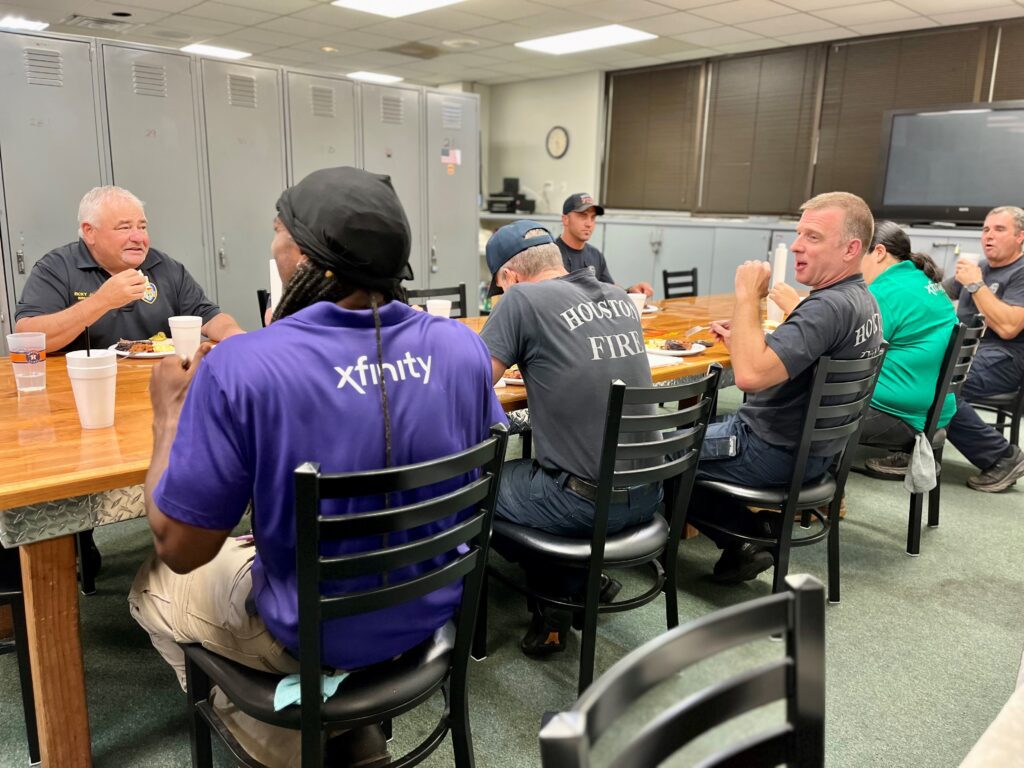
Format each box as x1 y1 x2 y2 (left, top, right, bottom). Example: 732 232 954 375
380 94 404 125
441 101 462 130
132 63 167 98
227 74 257 108
310 85 335 118
23 49 63 87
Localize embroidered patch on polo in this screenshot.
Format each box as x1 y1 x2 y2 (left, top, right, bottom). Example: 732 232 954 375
142 280 158 304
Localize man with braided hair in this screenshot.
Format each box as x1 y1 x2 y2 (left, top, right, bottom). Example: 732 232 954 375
129 167 506 766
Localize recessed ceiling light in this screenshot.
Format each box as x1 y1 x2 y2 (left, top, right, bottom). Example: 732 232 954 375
0 15 49 31
321 46 338 53
347 71 404 84
180 44 251 60
331 0 465 19
442 38 479 50
516 25 656 55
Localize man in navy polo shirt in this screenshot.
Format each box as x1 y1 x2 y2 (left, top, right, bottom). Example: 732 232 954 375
15 185 243 353
128 167 506 766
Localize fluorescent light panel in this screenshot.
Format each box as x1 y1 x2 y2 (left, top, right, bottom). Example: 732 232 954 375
331 0 465 19
0 15 49 31
180 44 251 60
516 25 655 55
347 71 404 84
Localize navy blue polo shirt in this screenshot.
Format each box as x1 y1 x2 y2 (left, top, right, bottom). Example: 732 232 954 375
15 240 220 353
556 236 614 284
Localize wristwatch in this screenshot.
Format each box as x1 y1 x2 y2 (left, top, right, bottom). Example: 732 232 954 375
966 281 984 294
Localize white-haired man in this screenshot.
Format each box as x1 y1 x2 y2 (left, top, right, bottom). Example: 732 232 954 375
15 185 242 353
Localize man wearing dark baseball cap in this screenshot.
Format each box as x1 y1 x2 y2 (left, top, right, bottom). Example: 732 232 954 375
557 193 654 297
480 219 660 656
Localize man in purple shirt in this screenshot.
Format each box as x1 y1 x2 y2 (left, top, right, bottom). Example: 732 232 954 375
128 167 506 767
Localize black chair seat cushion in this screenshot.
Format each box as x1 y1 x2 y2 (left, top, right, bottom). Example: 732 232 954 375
182 627 452 729
972 391 1018 407
491 514 669 564
695 473 837 508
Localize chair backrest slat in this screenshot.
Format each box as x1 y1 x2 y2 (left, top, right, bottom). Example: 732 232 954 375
405 283 468 318
662 268 699 299
612 450 700 488
539 575 825 768
921 315 984 438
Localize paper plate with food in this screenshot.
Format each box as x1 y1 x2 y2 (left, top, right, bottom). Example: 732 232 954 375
641 305 660 315
644 338 706 357
110 332 176 358
499 366 526 386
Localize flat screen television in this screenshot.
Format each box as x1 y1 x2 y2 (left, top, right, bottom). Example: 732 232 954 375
876 100 1024 225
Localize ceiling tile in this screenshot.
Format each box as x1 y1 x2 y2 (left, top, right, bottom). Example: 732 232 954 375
690 0 794 23
564 0 678 22
630 11 722 34
511 9 598 34
770 0 852 8
417 34 503 51
478 43 551 61
356 19 447 39
328 29 406 49
655 0 735 9
225 26 308 46
657 47 721 61
214 0 318 12
402 7 497 30
205 33 280 52
94 0 196 10
149 14 241 36
288 4 377 28
285 37 368 56
736 12 837 34
335 49 420 66
715 38 787 52
57 1 171 24
457 0 552 22
182 1 276 25
464 22 540 43
674 25 764 45
813 1 920 25
900 0 1016 11
255 16 339 38
625 36 708 55
774 26 853 43
847 16 939 34
929 5 1024 24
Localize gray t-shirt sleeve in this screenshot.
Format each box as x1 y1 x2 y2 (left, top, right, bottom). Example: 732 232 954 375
15 255 72 320
479 291 526 369
764 295 842 380
170 260 221 323
943 276 962 301
999 265 1024 308
594 249 614 284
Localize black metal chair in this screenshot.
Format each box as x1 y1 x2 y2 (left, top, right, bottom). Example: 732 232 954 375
406 283 468 318
969 380 1024 449
662 268 698 299
857 316 984 555
687 349 885 604
256 289 271 328
539 573 825 768
475 367 722 696
180 426 508 768
0 552 40 767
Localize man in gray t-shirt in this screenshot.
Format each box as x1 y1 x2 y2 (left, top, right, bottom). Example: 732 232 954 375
480 219 660 656
694 192 883 584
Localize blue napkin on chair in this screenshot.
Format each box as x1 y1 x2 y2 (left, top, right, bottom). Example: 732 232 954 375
273 670 349 711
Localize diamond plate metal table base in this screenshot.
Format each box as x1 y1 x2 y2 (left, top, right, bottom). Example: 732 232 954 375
0 485 145 548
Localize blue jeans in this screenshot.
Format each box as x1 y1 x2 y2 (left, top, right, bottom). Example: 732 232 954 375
493 459 661 596
948 345 1024 469
690 415 832 549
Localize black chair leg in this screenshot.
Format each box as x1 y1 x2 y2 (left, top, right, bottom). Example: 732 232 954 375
184 654 214 768
471 575 489 661
827 514 840 604
663 554 679 630
449 683 476 768
10 598 40 765
76 530 97 596
577 597 599 697
383 719 393 742
906 492 923 557
521 432 532 460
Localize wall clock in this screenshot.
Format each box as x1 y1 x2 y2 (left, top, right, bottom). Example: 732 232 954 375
546 126 569 159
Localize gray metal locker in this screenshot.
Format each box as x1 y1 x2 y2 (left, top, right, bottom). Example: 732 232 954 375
201 59 285 330
360 84 424 288
287 72 356 184
102 44 211 295
425 91 480 311
0 33 103 306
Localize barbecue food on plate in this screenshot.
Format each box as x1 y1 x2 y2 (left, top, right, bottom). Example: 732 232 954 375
645 338 694 352
504 368 523 380
114 332 174 355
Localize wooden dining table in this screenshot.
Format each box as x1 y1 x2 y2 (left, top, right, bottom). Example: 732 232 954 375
0 294 738 767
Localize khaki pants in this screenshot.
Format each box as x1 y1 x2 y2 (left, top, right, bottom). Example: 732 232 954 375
129 539 306 767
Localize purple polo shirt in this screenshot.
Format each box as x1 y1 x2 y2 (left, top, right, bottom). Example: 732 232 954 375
155 300 506 669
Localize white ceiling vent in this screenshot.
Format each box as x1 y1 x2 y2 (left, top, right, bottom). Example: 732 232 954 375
60 15 138 33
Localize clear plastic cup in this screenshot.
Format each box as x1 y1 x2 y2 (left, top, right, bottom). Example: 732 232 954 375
7 332 47 392
66 350 117 429
426 299 452 318
959 252 981 266
169 315 203 361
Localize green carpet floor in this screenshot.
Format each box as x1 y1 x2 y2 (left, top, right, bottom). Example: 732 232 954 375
2 393 1021 767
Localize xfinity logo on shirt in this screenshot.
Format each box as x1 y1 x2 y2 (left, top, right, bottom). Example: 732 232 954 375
334 353 432 394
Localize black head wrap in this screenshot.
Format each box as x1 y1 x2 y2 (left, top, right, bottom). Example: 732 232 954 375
275 166 413 293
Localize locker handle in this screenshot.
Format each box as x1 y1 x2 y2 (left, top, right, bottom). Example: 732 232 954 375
16 249 25 275
218 248 227 268
430 239 438 274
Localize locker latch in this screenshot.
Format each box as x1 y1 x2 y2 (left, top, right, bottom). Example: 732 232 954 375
16 249 25 275
430 237 438 274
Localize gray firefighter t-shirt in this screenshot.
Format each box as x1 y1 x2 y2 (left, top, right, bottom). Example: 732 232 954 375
481 269 654 481
738 274 882 456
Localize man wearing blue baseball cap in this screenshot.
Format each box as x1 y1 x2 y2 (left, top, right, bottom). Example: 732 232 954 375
480 219 661 655
558 193 654 297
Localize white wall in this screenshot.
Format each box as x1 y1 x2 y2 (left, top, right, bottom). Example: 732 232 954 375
488 71 605 215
